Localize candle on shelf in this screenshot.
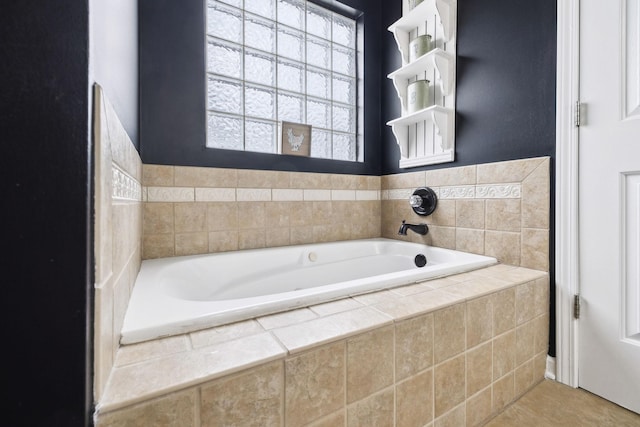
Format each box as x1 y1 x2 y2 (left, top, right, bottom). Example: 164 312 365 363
407 78 431 113
409 34 432 62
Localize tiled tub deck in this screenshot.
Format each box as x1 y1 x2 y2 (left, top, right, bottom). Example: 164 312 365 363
95 264 549 427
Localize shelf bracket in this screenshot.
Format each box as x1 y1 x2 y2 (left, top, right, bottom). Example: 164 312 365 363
432 52 454 95
390 124 409 158
431 108 453 151
435 0 456 41
391 29 411 65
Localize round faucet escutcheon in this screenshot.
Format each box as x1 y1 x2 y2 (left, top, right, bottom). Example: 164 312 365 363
409 187 437 216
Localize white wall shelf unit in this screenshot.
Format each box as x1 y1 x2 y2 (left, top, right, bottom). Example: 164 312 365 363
387 48 454 109
387 106 454 168
389 0 456 63
387 0 457 169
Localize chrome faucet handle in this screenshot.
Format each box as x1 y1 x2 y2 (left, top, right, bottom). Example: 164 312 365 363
409 187 437 216
409 195 423 207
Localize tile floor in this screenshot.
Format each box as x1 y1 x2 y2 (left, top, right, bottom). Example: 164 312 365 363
486 379 640 426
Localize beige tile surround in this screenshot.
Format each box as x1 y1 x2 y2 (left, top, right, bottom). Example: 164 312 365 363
141 156 550 274
94 113 551 426
382 157 550 272
93 85 143 402
95 264 549 426
142 165 381 259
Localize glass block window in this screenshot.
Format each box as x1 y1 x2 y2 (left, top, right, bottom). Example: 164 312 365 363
206 0 360 161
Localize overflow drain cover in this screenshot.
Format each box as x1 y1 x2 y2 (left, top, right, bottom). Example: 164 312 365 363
415 254 427 267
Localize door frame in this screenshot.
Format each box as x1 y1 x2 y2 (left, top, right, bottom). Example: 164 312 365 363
555 0 580 388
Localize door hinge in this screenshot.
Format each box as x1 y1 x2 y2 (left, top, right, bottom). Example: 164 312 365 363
573 294 581 319
574 101 585 127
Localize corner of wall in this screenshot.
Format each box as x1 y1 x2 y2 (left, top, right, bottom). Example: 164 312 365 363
93 83 143 402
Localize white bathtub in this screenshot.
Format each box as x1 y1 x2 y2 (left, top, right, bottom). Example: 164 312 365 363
121 238 497 344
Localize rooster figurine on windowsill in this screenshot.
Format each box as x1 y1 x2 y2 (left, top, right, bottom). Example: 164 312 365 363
286 127 305 151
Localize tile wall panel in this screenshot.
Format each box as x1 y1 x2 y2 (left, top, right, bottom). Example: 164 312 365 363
139 156 550 270
142 166 382 259
382 157 551 272
93 84 142 401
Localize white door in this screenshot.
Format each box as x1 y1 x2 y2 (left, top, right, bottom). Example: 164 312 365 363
579 0 640 413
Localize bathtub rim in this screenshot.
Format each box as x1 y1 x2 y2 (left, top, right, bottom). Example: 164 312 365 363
120 238 498 344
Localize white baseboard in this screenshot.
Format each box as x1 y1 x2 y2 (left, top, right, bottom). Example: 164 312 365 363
545 355 557 380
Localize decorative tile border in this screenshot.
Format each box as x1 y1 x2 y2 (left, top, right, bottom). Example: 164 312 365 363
144 186 381 203
386 189 414 200
439 185 476 199
476 184 521 199
146 186 193 202
382 184 522 201
112 165 142 201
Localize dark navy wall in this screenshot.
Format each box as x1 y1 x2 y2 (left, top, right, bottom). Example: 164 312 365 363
2 1 92 425
139 0 383 175
140 0 556 176
381 0 557 174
